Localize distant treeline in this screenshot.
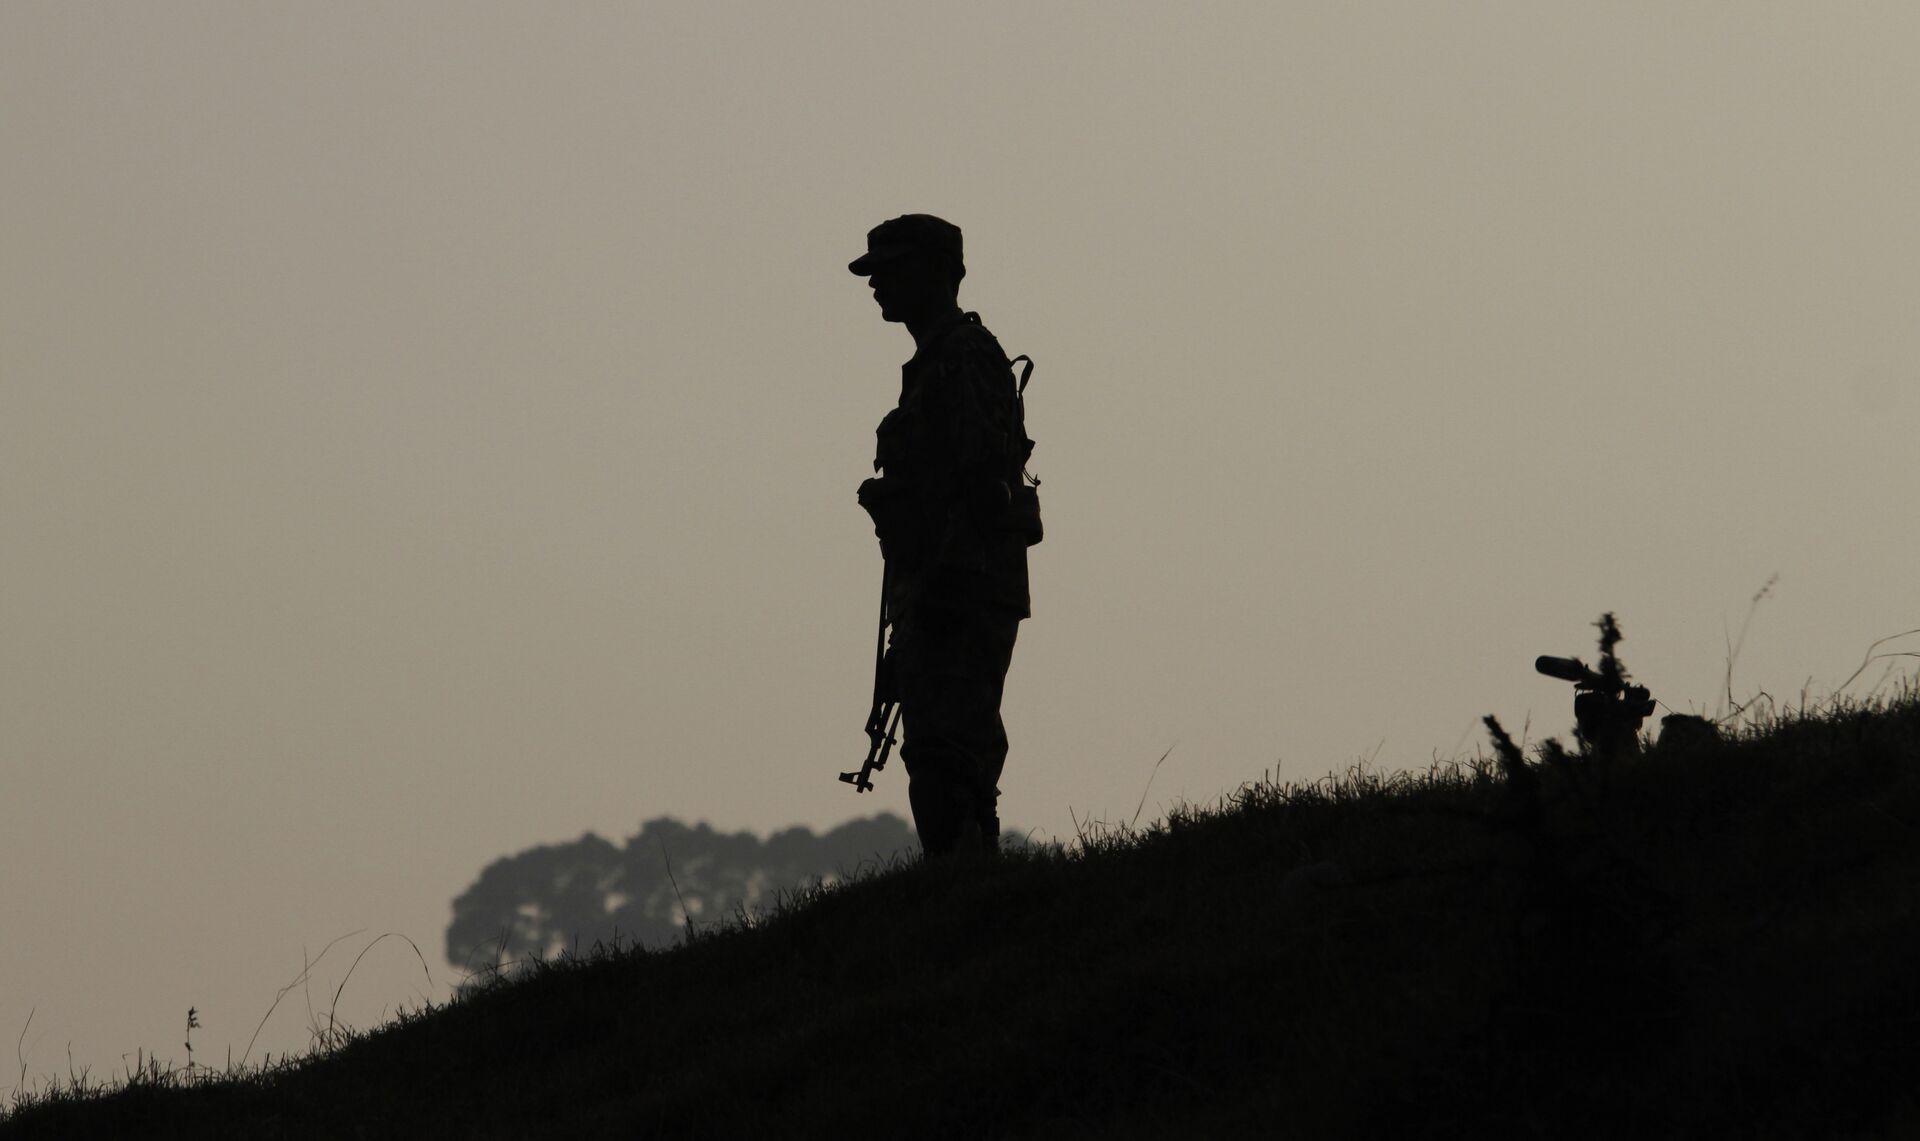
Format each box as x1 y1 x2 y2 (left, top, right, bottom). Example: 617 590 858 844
446 815 920 969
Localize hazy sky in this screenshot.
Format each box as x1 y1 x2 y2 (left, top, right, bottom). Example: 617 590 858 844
5 2 1918 1091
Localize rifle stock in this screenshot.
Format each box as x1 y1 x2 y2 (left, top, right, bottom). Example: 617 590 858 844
841 566 897 793
841 700 901 793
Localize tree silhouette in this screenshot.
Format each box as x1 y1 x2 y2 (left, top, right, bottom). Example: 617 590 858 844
446 814 918 970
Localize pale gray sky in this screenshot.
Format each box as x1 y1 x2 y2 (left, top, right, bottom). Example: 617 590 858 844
4 2 1917 1090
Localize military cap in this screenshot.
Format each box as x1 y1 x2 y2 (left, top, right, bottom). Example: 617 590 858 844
848 214 964 276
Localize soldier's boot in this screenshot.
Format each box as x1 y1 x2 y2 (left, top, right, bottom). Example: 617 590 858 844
908 775 971 858
909 777 1001 859
951 815 988 856
966 788 1001 857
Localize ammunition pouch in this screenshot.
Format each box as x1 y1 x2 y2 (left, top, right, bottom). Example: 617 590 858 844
1003 483 1043 547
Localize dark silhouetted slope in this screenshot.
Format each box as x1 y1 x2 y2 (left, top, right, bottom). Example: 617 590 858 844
8 696 1920 1139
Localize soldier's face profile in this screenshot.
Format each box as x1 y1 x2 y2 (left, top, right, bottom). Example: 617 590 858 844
865 253 951 324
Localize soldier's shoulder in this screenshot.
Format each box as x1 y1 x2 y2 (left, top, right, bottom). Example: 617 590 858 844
938 314 1010 369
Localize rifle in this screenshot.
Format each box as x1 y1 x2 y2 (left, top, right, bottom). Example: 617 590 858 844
840 571 899 793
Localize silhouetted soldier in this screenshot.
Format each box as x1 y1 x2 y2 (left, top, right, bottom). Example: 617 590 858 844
850 215 1039 857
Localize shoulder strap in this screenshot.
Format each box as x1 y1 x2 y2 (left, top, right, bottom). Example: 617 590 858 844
1007 354 1039 488
1010 354 1034 397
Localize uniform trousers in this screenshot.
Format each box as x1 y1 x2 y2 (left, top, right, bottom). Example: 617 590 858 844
888 604 1021 856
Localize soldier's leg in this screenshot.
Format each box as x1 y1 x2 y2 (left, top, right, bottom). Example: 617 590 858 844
895 638 979 857
894 610 1019 856
970 619 1017 845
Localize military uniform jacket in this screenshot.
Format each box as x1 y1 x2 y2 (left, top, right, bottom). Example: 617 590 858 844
866 311 1031 621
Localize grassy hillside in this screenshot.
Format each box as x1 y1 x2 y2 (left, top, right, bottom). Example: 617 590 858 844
7 693 1920 1139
